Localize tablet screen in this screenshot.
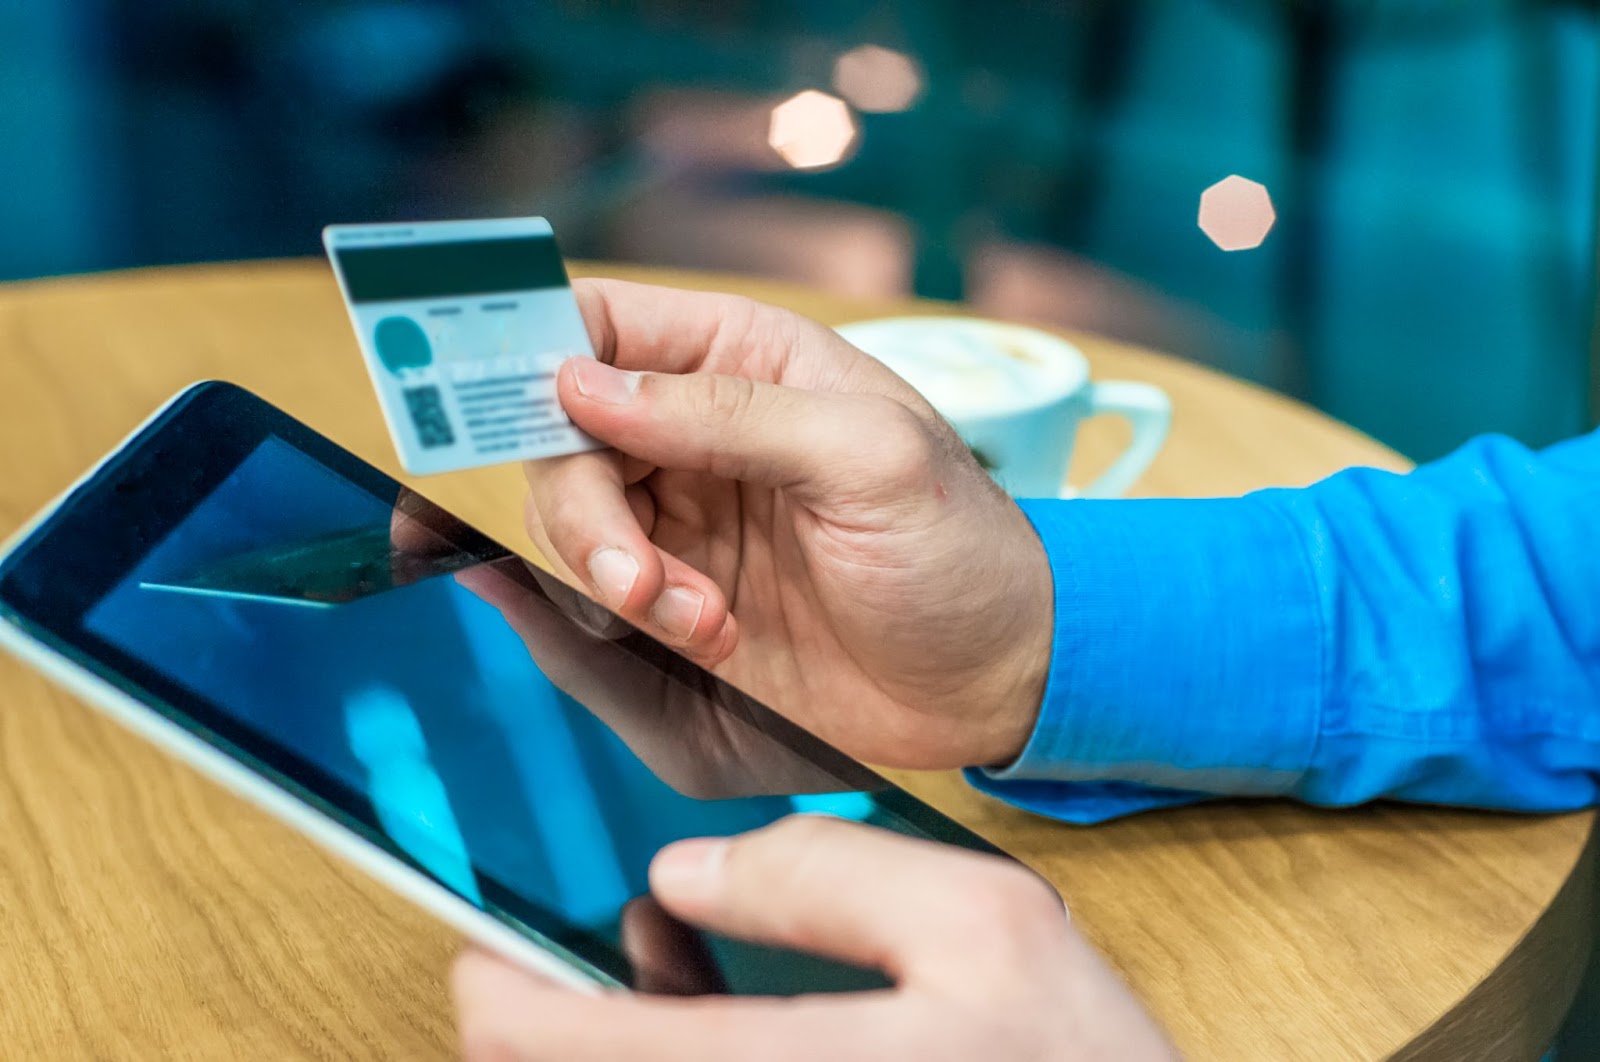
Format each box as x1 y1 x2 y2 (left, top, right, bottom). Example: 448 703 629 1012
0 384 989 995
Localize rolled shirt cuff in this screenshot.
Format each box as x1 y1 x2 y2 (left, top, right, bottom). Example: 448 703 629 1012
967 493 1323 824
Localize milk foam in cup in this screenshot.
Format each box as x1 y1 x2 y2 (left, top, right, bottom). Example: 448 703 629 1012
836 317 1170 499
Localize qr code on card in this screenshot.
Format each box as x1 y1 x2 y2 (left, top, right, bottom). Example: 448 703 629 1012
402 386 456 449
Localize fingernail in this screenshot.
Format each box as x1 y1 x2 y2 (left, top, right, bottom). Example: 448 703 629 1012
651 837 729 899
571 358 641 405
586 547 639 607
651 586 704 641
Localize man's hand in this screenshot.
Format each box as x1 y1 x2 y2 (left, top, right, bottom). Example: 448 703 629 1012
525 279 1053 770
452 816 1176 1062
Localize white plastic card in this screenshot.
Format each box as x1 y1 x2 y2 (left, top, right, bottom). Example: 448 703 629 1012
323 217 602 475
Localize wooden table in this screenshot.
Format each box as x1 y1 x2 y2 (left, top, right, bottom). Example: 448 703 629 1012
0 260 1592 1060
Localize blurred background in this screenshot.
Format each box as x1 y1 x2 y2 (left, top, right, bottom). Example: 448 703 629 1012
1 0 1596 461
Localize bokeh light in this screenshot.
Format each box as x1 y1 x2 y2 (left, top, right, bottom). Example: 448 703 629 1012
832 45 924 113
1198 175 1276 251
767 90 859 170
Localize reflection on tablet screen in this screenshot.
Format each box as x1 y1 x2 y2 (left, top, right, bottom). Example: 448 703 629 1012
86 436 894 993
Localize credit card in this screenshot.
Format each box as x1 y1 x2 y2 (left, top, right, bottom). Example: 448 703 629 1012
139 525 510 607
323 217 604 475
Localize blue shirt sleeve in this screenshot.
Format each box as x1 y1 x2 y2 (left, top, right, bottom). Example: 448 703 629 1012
967 430 1600 824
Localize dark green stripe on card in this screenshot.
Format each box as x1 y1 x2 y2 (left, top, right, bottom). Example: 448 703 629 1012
336 235 569 303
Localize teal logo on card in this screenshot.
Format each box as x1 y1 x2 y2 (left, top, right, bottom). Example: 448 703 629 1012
373 316 432 374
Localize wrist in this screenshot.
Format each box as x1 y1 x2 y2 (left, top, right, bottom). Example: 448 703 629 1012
971 504 1055 768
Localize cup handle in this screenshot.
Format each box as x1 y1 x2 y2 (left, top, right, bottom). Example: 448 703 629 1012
1072 381 1172 499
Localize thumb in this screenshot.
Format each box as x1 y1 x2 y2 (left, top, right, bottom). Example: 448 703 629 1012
647 816 1034 981
557 357 935 507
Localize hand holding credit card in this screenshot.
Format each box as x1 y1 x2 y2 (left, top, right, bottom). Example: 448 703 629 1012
324 217 603 474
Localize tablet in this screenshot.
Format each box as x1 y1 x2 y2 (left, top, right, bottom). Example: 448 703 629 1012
0 381 1000 997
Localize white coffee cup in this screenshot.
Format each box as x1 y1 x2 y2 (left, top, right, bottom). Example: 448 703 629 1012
836 317 1170 498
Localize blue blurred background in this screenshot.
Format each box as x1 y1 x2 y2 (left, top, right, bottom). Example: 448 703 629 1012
1 0 1596 460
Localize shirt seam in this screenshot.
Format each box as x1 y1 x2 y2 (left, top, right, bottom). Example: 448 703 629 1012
1259 491 1326 794
1319 700 1600 742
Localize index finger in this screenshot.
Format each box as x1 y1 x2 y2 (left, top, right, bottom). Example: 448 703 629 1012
650 817 1062 982
572 277 788 377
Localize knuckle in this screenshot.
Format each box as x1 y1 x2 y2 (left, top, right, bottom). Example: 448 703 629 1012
694 372 756 426
736 815 842 882
527 485 583 556
526 451 579 498
746 299 807 361
708 293 766 345
706 293 810 373
719 292 766 325
689 375 761 481
520 498 583 589
763 812 840 849
522 493 555 553
959 862 1068 950
537 485 604 569
728 815 843 918
871 401 938 484
522 490 547 536
538 478 585 542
